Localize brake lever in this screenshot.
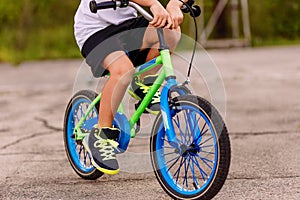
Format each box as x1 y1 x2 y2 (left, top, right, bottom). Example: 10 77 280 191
181 0 201 18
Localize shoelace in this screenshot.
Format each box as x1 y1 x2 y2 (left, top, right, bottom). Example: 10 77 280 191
135 81 160 104
94 133 119 161
151 91 160 104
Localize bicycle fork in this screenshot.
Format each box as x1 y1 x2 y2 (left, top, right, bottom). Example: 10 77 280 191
159 49 181 149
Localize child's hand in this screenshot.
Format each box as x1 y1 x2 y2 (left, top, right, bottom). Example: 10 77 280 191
166 0 184 29
149 2 172 28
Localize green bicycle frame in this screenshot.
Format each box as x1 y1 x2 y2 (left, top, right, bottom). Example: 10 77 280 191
129 49 174 137
73 48 175 140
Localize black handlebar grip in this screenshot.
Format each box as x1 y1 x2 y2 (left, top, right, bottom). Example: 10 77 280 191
90 0 98 13
90 0 117 13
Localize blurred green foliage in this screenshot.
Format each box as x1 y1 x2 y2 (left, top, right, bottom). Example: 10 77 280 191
0 0 300 63
0 0 80 63
198 0 300 43
248 0 300 45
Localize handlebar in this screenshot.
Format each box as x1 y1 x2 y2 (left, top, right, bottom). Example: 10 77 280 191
89 0 201 20
90 0 154 21
89 0 201 79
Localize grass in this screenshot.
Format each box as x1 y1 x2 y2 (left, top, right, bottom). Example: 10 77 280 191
0 25 81 65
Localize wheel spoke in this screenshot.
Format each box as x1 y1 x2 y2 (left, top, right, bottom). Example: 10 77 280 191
78 144 83 155
167 156 181 172
189 156 200 189
87 151 92 166
74 113 80 123
201 129 209 137
166 155 181 166
173 116 185 144
164 151 177 156
173 157 186 184
191 156 208 181
200 150 215 155
80 105 83 115
183 156 190 189
186 110 198 145
199 136 213 146
83 147 87 165
195 154 213 170
162 145 175 149
191 116 202 142
89 108 95 118
201 144 214 149
162 138 170 143
183 110 191 144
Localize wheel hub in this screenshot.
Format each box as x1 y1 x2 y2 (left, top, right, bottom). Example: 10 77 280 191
176 144 201 157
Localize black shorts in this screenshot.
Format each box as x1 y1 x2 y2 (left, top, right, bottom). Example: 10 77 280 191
81 16 150 77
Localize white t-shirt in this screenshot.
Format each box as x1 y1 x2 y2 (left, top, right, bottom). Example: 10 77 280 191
74 0 137 50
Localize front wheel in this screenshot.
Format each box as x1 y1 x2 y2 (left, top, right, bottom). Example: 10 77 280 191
150 95 231 200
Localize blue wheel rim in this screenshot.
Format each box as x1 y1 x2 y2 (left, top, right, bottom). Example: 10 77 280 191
66 97 98 173
155 104 219 196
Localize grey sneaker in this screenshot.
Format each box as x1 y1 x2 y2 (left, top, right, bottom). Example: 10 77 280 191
82 127 120 175
129 75 160 114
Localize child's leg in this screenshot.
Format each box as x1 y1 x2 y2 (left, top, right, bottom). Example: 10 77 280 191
82 51 133 175
99 51 134 128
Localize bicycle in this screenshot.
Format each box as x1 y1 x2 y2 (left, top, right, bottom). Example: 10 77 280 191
63 1 231 199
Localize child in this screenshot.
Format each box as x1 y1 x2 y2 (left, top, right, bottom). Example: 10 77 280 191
74 0 185 175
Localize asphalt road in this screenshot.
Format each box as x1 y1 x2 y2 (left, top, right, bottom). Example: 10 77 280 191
0 45 299 199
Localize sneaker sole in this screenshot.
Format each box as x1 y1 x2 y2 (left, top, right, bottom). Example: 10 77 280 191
145 108 159 115
82 138 120 175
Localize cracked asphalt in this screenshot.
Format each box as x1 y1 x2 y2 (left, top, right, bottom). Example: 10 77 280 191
0 46 300 199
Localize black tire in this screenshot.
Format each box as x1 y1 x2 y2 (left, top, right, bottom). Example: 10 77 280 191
63 90 103 180
169 85 192 97
150 95 231 200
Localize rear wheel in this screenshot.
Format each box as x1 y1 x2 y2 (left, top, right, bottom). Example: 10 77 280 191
63 90 103 180
150 95 231 199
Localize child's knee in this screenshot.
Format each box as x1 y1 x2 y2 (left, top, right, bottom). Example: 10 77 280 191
110 64 134 86
118 68 134 86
